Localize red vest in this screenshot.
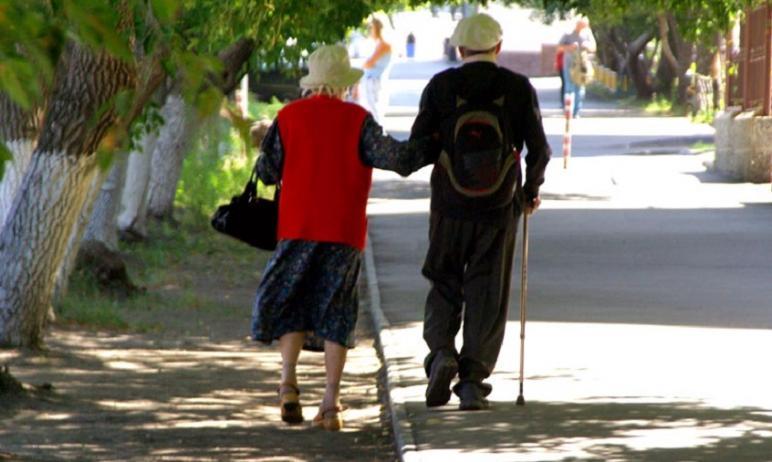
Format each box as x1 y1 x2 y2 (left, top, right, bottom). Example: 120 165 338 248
276 96 372 250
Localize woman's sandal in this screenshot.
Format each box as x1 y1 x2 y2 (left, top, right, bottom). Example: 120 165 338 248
312 406 343 431
278 383 303 424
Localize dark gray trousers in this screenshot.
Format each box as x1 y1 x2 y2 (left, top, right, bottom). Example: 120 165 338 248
422 208 519 384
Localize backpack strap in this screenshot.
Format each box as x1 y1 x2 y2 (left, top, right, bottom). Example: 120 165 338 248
437 150 516 197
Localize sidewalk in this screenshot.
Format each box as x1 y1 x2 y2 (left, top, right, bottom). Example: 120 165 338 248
0 243 395 461
364 152 772 461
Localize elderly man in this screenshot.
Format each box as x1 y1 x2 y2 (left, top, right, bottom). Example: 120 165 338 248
558 17 597 118
409 13 551 410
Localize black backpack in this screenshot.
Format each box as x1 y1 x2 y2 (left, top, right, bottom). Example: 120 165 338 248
438 70 516 204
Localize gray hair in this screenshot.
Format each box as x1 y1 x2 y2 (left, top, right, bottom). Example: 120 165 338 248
301 85 348 98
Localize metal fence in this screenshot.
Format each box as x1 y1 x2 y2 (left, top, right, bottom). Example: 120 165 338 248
687 74 716 116
592 63 631 95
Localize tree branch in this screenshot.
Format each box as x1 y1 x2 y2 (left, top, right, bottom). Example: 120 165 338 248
213 37 256 95
658 12 680 72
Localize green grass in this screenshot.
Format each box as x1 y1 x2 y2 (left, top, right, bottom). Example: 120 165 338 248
642 95 679 115
56 218 267 334
690 109 717 125
56 269 159 332
56 277 131 330
690 140 716 153
56 99 282 333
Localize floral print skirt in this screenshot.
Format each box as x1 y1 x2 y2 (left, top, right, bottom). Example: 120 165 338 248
251 240 362 351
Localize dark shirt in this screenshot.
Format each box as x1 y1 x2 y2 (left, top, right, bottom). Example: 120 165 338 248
410 61 551 220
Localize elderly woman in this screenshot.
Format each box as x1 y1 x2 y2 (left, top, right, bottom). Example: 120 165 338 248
252 45 432 431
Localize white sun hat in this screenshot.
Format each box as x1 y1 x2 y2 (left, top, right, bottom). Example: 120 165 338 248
449 13 503 51
299 45 363 90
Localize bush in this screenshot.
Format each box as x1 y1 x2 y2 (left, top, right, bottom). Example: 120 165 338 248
175 98 284 222
249 96 284 120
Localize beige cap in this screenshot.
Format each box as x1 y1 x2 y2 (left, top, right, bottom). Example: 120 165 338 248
299 45 363 90
449 13 503 51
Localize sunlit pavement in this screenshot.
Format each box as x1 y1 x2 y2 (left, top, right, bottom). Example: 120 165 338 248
366 60 772 461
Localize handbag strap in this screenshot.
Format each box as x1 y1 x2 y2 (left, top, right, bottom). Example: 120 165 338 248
248 160 280 199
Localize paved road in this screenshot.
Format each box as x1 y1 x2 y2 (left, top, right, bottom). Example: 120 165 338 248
366 58 772 461
376 59 769 329
383 59 715 153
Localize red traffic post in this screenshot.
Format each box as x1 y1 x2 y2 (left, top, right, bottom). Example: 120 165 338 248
562 93 573 169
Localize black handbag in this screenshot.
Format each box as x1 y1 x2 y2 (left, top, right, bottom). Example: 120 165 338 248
210 168 279 251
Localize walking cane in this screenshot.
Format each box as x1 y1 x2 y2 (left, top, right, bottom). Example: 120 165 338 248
516 211 529 406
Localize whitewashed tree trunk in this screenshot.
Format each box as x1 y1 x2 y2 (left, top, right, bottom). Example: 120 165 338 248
145 93 198 220
1 154 100 344
0 95 41 231
117 132 157 239
51 168 109 304
84 155 128 250
0 42 135 347
0 140 35 230
141 38 256 222
52 155 130 303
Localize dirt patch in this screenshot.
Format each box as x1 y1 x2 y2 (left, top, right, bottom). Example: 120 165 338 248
0 229 395 461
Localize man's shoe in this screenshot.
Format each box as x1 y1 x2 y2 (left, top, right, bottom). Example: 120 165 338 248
425 353 458 407
454 382 490 411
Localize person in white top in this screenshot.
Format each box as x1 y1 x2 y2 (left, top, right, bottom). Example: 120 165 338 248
361 18 392 124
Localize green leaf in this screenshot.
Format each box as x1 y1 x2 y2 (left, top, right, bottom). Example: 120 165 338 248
114 89 135 120
150 0 179 23
95 147 115 172
0 63 32 109
63 0 133 61
0 143 12 182
194 87 223 118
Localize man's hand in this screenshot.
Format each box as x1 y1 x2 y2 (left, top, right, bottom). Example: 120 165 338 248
525 196 541 215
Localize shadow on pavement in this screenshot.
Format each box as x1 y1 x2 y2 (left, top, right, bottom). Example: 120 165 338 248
404 399 772 461
0 314 394 461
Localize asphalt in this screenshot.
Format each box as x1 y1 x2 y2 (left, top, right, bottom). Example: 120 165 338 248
364 58 772 461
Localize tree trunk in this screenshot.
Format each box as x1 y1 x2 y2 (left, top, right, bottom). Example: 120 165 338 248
52 168 108 304
0 140 35 230
118 127 158 240
84 155 128 250
658 13 695 104
144 38 256 221
594 26 624 71
658 13 681 73
73 154 140 298
655 40 678 97
0 42 135 347
625 30 656 100
712 33 725 111
55 155 139 303
145 92 198 220
0 95 42 230
75 240 140 298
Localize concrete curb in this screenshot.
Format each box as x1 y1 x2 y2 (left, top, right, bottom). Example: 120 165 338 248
364 236 421 462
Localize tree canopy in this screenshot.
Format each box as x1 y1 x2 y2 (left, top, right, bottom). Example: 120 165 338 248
523 0 762 43
1 0 763 162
